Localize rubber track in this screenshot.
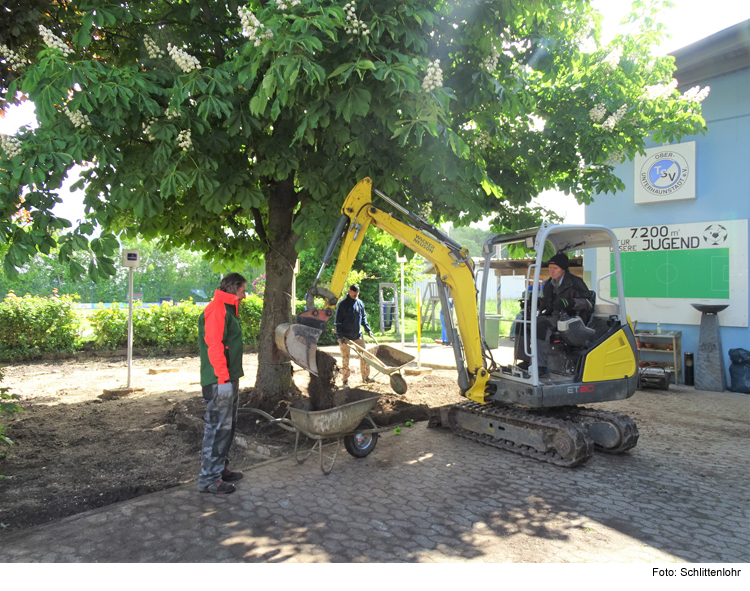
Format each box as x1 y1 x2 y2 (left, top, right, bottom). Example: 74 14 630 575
448 402 594 468
548 406 639 454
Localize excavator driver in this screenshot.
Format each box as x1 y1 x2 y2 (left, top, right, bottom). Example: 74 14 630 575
514 252 594 376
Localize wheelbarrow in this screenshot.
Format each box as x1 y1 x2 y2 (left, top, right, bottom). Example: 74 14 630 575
343 338 415 394
239 392 388 475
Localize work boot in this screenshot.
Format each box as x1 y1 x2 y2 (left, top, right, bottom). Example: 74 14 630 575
221 467 243 482
199 479 236 495
342 381 349 388
363 377 375 384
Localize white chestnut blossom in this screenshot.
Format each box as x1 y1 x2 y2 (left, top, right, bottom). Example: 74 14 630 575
63 104 91 128
605 150 624 166
239 6 273 46
166 106 181 120
39 25 73 56
422 59 443 93
475 130 490 150
589 103 606 123
167 43 201 73
0 134 22 159
344 2 369 37
176 129 192 151
481 47 499 73
680 85 711 103
602 47 622 70
601 104 628 132
142 118 157 141
144 35 165 59
0 44 27 69
642 79 678 101
276 0 301 9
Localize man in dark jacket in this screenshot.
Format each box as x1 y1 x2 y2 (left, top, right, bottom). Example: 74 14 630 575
335 284 374 387
197 273 246 495
515 253 593 376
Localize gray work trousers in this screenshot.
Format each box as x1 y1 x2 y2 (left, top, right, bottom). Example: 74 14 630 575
515 314 559 369
198 379 239 488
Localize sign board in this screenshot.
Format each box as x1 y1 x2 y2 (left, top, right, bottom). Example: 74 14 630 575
595 220 748 327
634 142 696 204
121 249 141 267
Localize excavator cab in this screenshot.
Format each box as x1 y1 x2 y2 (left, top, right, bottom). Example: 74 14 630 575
477 224 638 403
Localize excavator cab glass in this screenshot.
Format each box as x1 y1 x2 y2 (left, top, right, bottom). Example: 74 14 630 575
478 224 634 390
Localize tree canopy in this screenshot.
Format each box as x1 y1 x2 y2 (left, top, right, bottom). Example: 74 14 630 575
0 0 710 402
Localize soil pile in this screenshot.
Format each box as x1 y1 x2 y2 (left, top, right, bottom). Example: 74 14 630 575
307 351 339 410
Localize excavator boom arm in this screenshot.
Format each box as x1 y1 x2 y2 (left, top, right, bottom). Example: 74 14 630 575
297 178 487 393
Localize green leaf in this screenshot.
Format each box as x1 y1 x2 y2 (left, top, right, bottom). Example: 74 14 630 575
74 29 93 48
328 62 355 79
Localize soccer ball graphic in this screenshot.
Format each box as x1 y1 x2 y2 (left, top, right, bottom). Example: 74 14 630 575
703 224 728 245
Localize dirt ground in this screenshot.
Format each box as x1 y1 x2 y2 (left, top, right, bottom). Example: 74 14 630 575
0 352 463 533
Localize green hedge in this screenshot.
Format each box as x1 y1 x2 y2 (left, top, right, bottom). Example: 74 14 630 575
0 292 79 361
0 292 338 360
88 296 266 351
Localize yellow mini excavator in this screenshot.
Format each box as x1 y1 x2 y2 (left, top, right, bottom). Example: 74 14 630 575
277 178 639 467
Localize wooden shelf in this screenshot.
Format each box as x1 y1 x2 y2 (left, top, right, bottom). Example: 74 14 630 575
636 330 682 384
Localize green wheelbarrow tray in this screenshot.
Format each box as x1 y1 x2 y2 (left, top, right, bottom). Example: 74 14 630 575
239 392 388 475
343 338 415 395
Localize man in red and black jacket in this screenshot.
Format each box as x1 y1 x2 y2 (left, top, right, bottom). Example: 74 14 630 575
197 273 246 495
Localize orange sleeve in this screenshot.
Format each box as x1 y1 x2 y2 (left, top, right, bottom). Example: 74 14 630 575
203 303 230 384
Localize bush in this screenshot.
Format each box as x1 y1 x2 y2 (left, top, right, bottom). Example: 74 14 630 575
86 297 268 351
239 294 263 344
133 300 203 349
0 291 80 361
89 300 205 351
0 292 334 357
88 305 129 349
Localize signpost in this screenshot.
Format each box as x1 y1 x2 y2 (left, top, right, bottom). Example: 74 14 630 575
396 253 407 351
121 249 141 388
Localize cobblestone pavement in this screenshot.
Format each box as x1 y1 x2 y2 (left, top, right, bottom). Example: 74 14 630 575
1 385 748 563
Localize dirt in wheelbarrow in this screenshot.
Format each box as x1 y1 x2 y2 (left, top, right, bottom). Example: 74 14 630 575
0 352 463 534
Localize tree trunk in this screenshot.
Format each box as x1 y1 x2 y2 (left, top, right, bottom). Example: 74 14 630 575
253 179 300 411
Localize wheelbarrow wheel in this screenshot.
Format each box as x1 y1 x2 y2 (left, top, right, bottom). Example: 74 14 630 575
344 417 379 458
389 373 408 395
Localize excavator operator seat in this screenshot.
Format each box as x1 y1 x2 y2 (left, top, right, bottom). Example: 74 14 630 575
556 315 596 348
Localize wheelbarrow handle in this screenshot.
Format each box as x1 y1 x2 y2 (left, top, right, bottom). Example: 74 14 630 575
238 407 298 433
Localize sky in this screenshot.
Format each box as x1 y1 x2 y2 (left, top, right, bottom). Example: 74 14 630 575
2 0 750 225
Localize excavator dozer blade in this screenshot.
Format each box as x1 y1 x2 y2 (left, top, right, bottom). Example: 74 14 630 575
275 322 323 375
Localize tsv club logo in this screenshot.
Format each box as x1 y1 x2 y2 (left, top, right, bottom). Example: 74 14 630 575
640 150 690 196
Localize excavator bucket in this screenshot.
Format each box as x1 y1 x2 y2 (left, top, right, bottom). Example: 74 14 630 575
275 322 323 375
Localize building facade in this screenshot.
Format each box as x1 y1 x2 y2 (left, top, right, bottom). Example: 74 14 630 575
586 20 750 385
